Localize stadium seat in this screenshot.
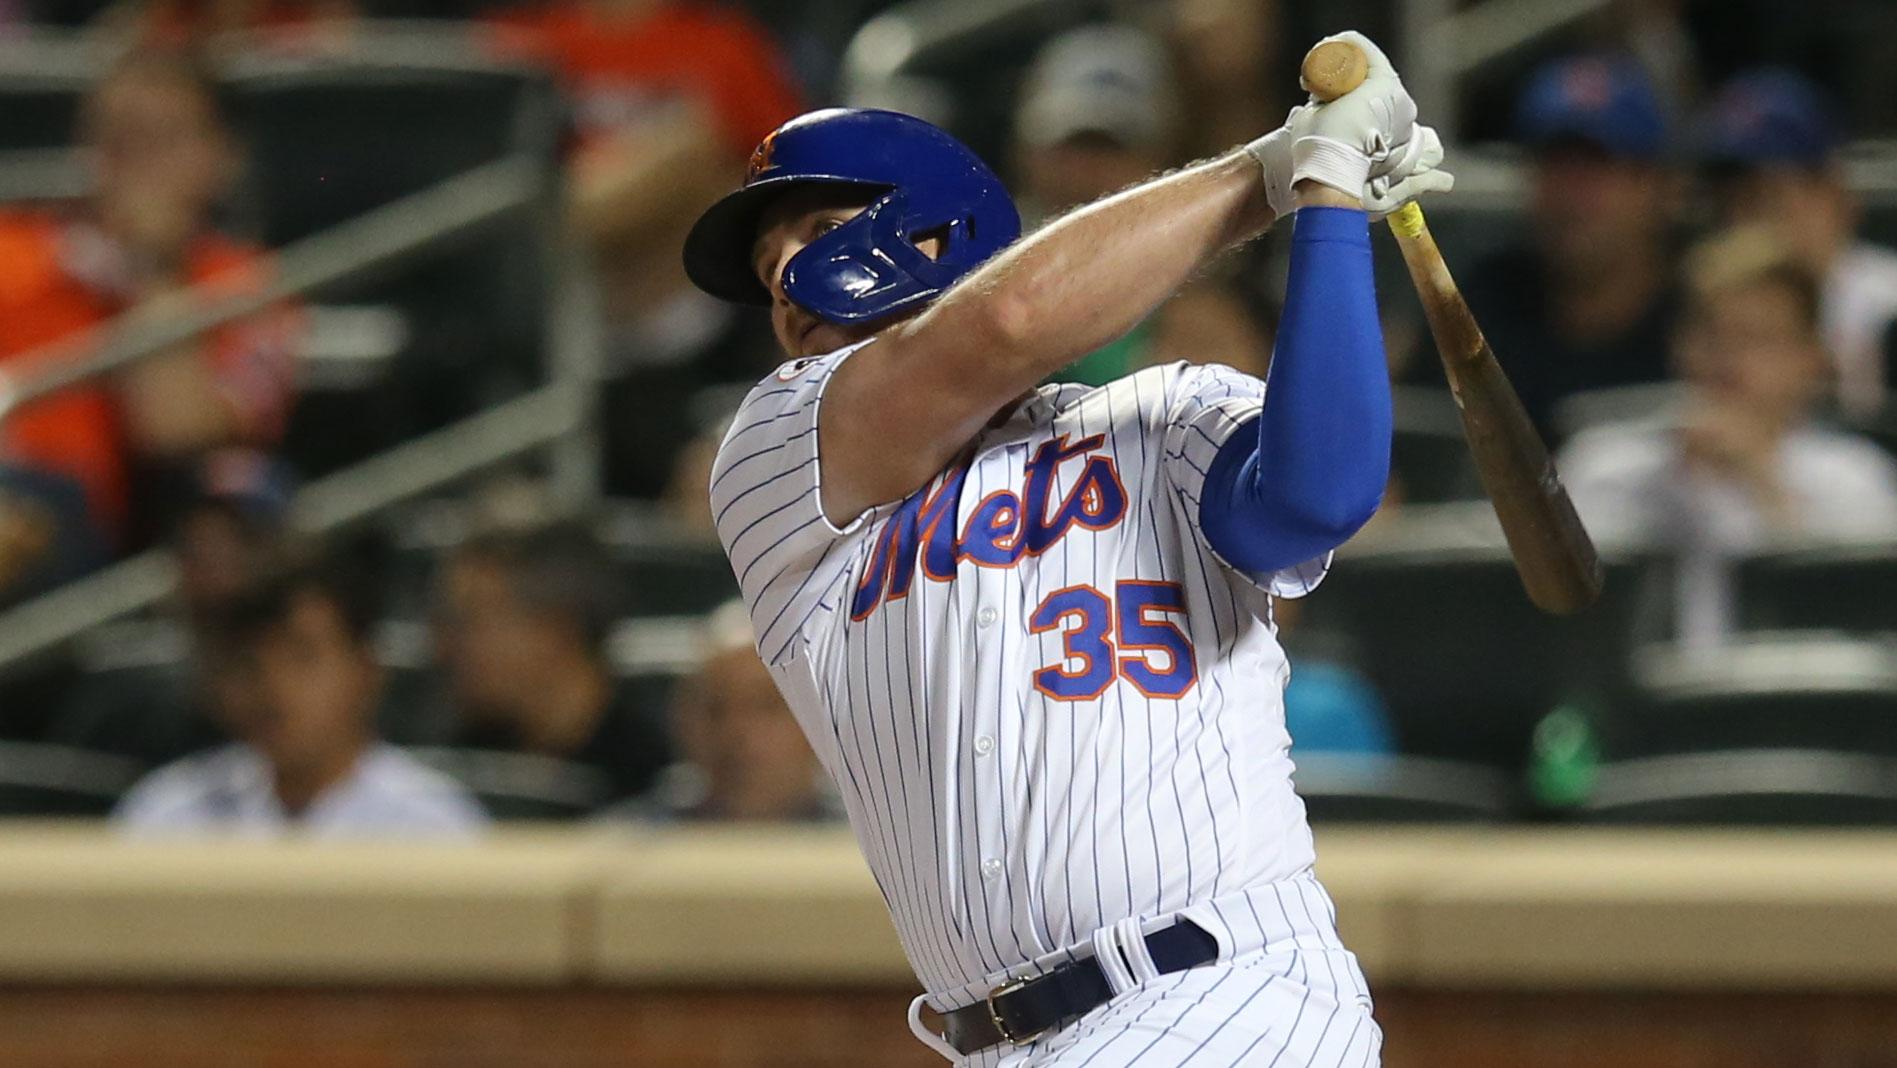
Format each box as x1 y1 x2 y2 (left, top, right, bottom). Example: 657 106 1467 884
618 544 740 618
1613 636 1897 757
1550 382 1687 441
1300 506 1656 769
241 61 565 474
1388 387 1481 504
598 513 738 617
1293 754 1515 823
1734 543 1897 635
1580 749 1897 825
405 746 608 821
0 740 144 816
0 79 78 153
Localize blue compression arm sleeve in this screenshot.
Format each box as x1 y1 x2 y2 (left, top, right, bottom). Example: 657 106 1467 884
1198 206 1391 574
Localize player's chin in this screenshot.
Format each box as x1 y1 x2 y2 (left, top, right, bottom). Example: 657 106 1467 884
799 321 858 357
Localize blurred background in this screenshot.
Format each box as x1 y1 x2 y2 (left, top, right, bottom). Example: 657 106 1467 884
0 0 1894 1065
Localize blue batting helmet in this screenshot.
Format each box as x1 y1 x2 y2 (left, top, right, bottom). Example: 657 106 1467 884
682 108 1021 326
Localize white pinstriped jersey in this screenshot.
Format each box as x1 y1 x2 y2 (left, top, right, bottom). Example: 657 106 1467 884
710 344 1332 1002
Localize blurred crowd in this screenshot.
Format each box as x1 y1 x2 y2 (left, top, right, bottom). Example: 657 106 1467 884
2 0 1896 833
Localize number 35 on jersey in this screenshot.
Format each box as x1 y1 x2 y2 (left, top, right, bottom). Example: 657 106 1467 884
849 431 1197 703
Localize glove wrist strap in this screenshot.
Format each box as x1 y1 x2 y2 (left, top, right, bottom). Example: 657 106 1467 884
1242 128 1295 218
1291 136 1372 201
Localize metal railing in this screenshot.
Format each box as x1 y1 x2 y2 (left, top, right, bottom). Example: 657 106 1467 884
0 60 600 673
838 0 1615 143
0 157 544 421
839 0 1091 103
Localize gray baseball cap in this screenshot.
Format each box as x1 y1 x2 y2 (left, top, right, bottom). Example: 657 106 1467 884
1016 25 1178 152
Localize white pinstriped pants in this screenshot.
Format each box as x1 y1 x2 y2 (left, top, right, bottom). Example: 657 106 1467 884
973 947 1380 1067
934 874 1381 1067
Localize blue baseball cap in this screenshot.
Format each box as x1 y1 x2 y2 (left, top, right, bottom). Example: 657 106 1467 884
1516 55 1668 160
1699 68 1839 169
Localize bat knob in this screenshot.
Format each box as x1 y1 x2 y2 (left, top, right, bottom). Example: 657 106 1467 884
1300 40 1369 102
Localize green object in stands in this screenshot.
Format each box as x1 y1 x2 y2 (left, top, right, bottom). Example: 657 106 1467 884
1530 703 1601 809
1053 320 1151 386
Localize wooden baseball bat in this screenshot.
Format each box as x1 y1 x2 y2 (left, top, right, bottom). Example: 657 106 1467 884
1300 40 1604 615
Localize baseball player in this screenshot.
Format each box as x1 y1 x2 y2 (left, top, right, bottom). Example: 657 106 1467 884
684 31 1450 1067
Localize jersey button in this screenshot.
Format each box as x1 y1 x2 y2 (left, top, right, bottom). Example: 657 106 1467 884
977 606 998 628
981 858 1003 880
974 734 994 756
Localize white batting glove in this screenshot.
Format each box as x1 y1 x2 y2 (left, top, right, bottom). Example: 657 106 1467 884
1244 123 1299 219
1363 123 1455 217
1245 120 1452 219
1245 32 1450 216
1291 31 1415 192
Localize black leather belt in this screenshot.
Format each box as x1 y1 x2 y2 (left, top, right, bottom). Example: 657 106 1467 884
939 920 1220 1055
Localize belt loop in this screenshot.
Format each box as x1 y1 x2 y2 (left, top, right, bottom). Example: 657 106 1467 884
908 993 964 1063
1090 925 1138 996
1113 917 1162 985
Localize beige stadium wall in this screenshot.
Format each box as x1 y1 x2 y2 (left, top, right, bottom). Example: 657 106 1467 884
0 824 1890 1067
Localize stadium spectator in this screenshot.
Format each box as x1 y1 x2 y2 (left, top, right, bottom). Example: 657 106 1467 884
485 0 799 496
1560 226 1897 646
634 602 834 822
1406 55 1680 443
52 450 296 767
659 419 720 536
432 524 673 812
115 558 486 836
1273 599 1396 759
1701 67 1897 419
0 49 299 555
1014 24 1270 385
484 0 799 336
89 0 359 48
1014 25 1181 224
1156 0 1286 164
0 465 105 607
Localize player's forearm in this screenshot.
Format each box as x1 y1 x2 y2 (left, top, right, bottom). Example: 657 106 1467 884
1199 199 1391 572
904 152 1274 389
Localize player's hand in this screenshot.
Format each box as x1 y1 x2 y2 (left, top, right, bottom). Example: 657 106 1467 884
1244 31 1433 216
1362 123 1455 217
1288 31 1416 197
1247 121 1451 220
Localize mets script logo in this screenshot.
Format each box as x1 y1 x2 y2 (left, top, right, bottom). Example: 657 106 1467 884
747 130 781 181
850 434 1128 620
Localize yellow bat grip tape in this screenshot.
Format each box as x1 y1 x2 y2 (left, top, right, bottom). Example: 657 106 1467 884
1388 201 1426 238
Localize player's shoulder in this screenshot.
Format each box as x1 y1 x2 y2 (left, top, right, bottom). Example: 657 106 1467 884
732 342 874 411
715 343 867 454
1046 361 1260 420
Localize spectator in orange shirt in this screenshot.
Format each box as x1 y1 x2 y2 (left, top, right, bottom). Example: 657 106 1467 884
487 0 802 298
485 0 804 498
488 0 802 161
0 49 299 556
